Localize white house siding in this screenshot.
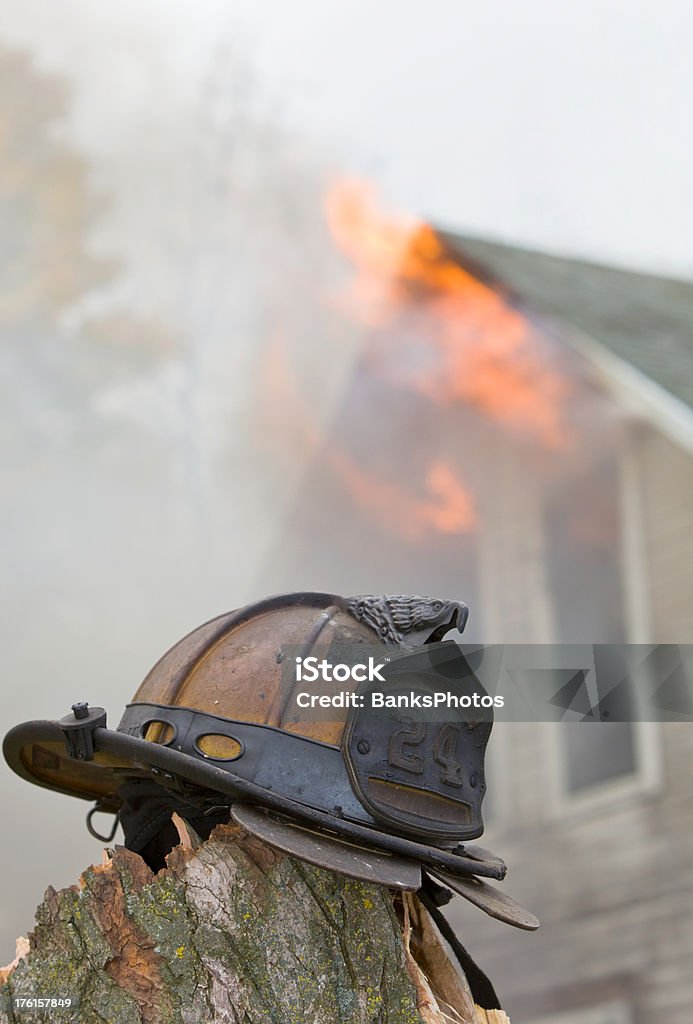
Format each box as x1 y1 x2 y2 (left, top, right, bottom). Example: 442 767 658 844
638 428 693 642
449 718 693 1024
446 413 693 1023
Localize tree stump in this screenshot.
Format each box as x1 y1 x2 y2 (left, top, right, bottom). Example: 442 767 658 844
0 817 509 1024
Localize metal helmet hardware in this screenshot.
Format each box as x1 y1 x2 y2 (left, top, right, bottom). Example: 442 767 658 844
3 592 538 935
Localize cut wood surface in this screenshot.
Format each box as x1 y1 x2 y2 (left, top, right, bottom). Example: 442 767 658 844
0 816 507 1024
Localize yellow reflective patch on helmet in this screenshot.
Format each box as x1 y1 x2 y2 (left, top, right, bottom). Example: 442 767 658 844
143 721 175 745
195 734 243 761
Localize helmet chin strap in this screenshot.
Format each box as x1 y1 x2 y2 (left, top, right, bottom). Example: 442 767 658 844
418 880 502 1011
117 779 235 870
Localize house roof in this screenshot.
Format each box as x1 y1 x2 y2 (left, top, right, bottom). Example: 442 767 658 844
440 233 693 413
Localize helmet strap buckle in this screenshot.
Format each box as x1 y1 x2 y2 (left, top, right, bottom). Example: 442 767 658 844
86 803 119 843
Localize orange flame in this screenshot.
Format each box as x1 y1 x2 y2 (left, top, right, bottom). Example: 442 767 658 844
325 179 569 450
257 179 569 544
330 451 476 542
258 333 476 542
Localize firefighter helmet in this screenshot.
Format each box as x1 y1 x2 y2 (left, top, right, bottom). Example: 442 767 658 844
3 592 538 932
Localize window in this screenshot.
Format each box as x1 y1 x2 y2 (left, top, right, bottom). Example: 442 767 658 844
544 460 627 645
561 722 636 795
548 712 660 814
545 644 661 812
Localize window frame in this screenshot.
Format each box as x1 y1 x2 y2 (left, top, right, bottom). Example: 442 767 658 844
544 714 661 818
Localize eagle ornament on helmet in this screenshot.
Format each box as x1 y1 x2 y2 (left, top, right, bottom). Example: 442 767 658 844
4 592 538 941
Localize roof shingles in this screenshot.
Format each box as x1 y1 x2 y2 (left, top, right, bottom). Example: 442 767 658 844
440 233 693 411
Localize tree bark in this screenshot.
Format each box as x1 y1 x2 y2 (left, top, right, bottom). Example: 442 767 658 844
0 817 508 1024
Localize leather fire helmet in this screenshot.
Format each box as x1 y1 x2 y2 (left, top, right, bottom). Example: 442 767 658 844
3 592 538 933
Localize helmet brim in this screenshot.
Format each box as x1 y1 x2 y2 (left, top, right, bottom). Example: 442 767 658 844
231 803 422 890
428 868 540 931
230 805 538 929
3 720 133 812
4 718 538 926
4 717 505 880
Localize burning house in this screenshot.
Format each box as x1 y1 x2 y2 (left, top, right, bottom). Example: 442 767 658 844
258 182 693 639
255 182 693 1024
2 18 692 1021
2 64 692 1011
